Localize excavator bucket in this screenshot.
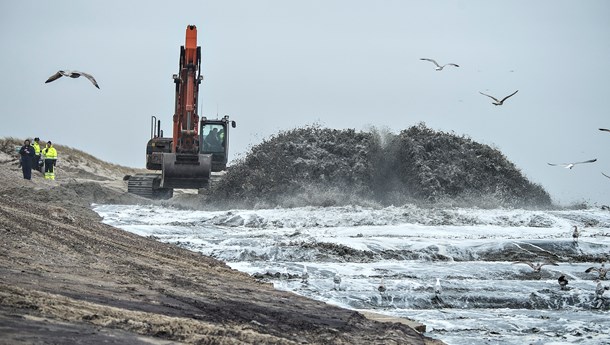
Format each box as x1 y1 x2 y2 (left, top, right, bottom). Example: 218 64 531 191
161 153 212 189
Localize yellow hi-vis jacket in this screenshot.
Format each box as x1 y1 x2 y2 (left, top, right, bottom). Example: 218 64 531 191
42 146 57 159
32 141 41 155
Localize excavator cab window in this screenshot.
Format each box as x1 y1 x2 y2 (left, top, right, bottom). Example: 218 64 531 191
201 124 225 153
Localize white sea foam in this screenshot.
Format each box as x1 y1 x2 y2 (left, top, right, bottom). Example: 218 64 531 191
93 204 610 345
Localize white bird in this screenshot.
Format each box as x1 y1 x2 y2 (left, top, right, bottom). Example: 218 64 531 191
281 267 289 279
547 159 597 169
595 280 609 299
434 278 442 297
572 225 580 244
512 260 558 273
333 273 341 290
301 265 309 284
45 70 100 89
599 128 610 133
420 58 459 71
585 262 608 280
479 90 519 105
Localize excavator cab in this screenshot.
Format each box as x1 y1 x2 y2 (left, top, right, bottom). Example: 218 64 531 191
200 115 236 172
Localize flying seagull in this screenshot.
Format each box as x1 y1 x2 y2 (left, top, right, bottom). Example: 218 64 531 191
547 159 597 169
45 70 100 89
585 262 608 280
513 260 558 273
479 90 519 105
420 58 459 71
599 128 610 133
602 172 610 179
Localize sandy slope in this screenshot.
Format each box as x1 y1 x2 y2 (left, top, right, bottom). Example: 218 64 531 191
0 142 440 344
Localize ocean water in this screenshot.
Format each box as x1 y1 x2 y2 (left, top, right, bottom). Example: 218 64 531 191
93 204 610 345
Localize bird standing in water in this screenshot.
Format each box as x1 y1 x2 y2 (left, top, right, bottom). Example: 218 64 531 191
378 278 387 295
558 273 569 290
431 278 444 305
301 265 309 285
595 280 609 299
572 226 580 244
435 278 442 297
333 273 342 290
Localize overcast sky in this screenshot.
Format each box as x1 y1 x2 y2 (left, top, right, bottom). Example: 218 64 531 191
1 1 609 206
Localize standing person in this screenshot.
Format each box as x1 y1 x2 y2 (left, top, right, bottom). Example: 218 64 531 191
41 141 58 180
18 139 35 180
32 137 42 172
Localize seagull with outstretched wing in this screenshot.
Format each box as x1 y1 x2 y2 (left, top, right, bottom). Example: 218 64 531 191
479 90 519 105
420 58 459 71
599 128 610 133
586 263 608 280
547 159 597 169
602 172 610 179
45 70 100 89
513 261 558 273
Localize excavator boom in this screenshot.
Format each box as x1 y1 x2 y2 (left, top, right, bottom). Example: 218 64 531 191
172 25 201 154
161 25 210 189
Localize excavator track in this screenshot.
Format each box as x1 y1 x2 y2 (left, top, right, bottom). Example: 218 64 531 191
127 173 173 199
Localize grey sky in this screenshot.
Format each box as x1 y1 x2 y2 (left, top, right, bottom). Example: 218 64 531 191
1 1 609 206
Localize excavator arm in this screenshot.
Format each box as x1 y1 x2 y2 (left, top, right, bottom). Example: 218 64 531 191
161 25 211 189
172 25 202 154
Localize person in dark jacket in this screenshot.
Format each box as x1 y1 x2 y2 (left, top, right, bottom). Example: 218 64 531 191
18 139 35 180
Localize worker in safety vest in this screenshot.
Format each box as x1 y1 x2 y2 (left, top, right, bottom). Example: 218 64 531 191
32 137 42 172
41 141 58 180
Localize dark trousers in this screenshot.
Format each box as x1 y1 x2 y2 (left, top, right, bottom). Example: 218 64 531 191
44 159 56 180
33 155 42 172
21 158 33 180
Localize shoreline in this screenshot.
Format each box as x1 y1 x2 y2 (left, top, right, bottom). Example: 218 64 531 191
0 159 441 344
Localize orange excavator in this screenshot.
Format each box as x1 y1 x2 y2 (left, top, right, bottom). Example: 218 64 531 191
128 25 236 199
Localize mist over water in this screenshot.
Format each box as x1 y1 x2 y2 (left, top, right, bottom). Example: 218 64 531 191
94 204 610 345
